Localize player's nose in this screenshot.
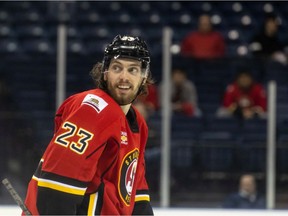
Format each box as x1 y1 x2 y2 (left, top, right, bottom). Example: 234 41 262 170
118 69 130 80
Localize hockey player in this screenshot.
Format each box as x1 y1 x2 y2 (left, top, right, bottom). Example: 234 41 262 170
23 35 154 215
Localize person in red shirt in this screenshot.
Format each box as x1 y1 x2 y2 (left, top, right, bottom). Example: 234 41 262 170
181 14 226 59
217 70 267 119
159 68 201 117
133 84 158 120
22 35 154 215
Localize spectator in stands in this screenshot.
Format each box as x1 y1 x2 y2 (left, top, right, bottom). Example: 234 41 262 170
133 84 158 120
134 84 160 148
160 68 201 117
216 70 267 119
180 14 226 59
222 174 266 209
250 13 287 65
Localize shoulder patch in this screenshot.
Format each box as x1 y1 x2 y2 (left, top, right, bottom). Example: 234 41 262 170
82 94 108 113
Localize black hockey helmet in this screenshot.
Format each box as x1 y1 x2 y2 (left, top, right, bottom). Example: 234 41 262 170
102 35 150 78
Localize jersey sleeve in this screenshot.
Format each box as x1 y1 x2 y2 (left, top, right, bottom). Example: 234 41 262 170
132 159 154 215
34 96 117 215
132 121 154 215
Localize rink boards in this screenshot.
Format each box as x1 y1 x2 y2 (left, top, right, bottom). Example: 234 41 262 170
1 206 288 215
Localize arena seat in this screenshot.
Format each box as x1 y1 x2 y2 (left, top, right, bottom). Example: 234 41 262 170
0 38 20 54
171 139 196 185
277 134 288 174
16 24 46 41
242 118 267 134
0 25 15 39
197 131 236 172
171 116 204 140
171 139 196 169
264 61 288 85
205 117 241 134
21 38 55 55
236 132 266 173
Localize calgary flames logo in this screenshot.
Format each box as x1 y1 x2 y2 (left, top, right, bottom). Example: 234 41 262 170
118 149 139 206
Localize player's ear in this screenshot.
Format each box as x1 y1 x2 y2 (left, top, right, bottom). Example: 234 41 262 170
103 72 108 81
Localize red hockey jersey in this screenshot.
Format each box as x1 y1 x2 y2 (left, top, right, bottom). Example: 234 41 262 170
23 89 153 215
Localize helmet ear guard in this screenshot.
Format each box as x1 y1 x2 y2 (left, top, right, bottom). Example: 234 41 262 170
102 35 151 78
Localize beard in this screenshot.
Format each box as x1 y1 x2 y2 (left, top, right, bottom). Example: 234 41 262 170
106 80 141 105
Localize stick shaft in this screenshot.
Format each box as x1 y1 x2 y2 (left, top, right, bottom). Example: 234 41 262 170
2 178 31 215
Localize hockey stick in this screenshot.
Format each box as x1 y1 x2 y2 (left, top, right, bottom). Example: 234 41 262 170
2 178 31 215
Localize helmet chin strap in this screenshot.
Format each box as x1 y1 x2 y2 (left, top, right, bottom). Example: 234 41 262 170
130 80 145 104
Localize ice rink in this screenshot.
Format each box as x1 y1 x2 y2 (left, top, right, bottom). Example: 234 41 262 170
1 205 288 216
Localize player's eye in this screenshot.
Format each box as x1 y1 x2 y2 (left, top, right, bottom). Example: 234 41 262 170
111 65 122 73
128 67 140 75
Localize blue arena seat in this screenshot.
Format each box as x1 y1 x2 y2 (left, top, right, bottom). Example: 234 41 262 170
11 10 43 25
277 135 288 174
0 10 12 24
166 11 196 30
277 85 288 104
171 116 204 140
1 1 33 12
171 139 195 169
171 139 196 185
264 61 288 85
21 38 55 55
67 39 86 55
79 25 111 42
15 90 49 111
16 24 46 40
198 131 236 172
277 104 288 121
242 118 267 134
84 39 109 55
236 132 266 173
75 10 107 27
0 25 15 39
205 117 241 134
29 111 54 148
0 38 21 54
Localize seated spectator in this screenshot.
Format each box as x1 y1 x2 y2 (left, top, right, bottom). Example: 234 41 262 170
250 13 287 64
160 68 201 117
134 84 160 148
222 174 266 209
134 84 158 119
217 70 267 119
180 14 226 59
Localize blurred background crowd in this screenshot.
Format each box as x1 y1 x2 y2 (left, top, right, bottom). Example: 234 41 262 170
1 1 288 209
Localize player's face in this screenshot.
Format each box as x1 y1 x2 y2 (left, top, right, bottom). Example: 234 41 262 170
104 58 145 105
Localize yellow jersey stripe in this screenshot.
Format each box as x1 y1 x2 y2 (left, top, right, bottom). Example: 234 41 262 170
88 193 98 216
37 178 86 196
135 194 150 202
